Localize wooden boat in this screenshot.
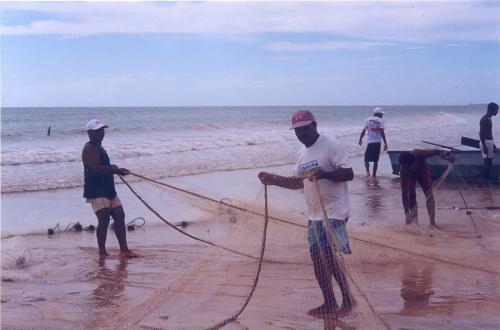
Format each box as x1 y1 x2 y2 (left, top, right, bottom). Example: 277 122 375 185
388 150 499 179
387 138 500 179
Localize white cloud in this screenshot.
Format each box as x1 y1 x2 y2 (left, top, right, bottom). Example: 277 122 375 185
270 56 312 61
0 1 499 44
263 41 395 52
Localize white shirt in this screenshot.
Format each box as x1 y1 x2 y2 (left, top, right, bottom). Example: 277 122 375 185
293 135 351 221
364 116 385 144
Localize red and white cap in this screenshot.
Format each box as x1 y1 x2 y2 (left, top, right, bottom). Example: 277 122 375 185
290 110 316 129
86 119 108 131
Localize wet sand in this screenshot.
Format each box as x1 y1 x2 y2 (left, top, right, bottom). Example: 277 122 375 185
2 160 500 329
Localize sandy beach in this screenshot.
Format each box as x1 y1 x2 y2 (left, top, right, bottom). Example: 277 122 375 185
2 1 500 328
2 156 500 330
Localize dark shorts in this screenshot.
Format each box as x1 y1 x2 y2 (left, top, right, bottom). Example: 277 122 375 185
307 219 352 255
365 142 381 162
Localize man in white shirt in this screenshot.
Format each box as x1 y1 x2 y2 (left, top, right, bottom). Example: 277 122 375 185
258 110 356 318
359 107 388 177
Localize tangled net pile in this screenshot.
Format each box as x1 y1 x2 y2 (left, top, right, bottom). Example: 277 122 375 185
116 162 499 329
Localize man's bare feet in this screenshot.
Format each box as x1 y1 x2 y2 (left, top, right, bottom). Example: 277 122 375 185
120 250 139 258
365 173 371 178
307 303 339 317
337 299 357 318
99 250 109 257
429 223 441 231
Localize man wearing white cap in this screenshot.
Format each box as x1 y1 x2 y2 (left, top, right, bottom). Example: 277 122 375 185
82 119 137 258
258 110 356 318
358 107 388 177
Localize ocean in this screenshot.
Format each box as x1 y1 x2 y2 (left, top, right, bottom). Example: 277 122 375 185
1 105 497 238
1 105 490 194
3 107 500 330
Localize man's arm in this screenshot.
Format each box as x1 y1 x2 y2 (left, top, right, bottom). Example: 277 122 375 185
309 167 354 182
412 149 454 163
358 129 366 145
258 172 304 190
381 129 388 151
400 174 410 214
82 144 129 176
479 116 489 154
480 135 487 152
480 137 488 154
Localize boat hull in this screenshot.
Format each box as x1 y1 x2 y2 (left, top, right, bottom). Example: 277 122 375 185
387 150 500 179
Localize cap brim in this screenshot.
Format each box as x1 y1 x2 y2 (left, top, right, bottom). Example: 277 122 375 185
87 124 108 131
290 120 313 130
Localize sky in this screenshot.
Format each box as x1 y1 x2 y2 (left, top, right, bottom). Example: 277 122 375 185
1 1 499 107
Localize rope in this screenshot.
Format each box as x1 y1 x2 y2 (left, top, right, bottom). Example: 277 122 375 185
118 170 498 329
440 206 500 210
205 185 270 330
454 175 481 236
129 172 303 228
119 175 258 260
124 172 500 275
126 216 146 228
452 158 500 191
351 236 497 275
447 168 487 252
51 223 60 232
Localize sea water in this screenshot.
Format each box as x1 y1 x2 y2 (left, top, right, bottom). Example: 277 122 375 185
1 105 496 236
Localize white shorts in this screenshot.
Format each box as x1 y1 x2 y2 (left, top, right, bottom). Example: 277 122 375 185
86 196 122 213
481 140 495 159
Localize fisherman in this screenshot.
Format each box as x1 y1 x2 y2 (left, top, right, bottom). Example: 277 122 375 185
479 102 498 181
358 107 388 177
82 119 138 258
258 110 356 318
398 149 455 229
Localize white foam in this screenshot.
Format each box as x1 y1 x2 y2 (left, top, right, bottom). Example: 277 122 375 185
2 108 497 194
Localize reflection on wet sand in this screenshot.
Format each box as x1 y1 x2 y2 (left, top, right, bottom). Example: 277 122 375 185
308 313 357 330
400 263 434 316
81 256 130 328
364 178 385 218
322 316 357 330
90 257 129 308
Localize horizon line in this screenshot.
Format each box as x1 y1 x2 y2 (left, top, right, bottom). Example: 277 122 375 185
0 103 486 109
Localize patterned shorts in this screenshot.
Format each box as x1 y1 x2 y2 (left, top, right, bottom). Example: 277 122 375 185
307 219 352 254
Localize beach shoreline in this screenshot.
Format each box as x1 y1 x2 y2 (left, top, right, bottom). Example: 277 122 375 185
2 159 500 329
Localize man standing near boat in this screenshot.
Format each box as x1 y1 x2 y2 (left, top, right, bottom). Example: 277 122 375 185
258 110 356 318
398 149 454 229
479 102 498 181
359 107 388 177
82 119 138 258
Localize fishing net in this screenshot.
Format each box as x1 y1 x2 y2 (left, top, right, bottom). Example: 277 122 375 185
108 173 391 330
365 161 500 328
98 159 499 330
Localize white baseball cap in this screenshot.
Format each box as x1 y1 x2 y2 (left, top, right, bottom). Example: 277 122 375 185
86 119 108 131
373 107 384 114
